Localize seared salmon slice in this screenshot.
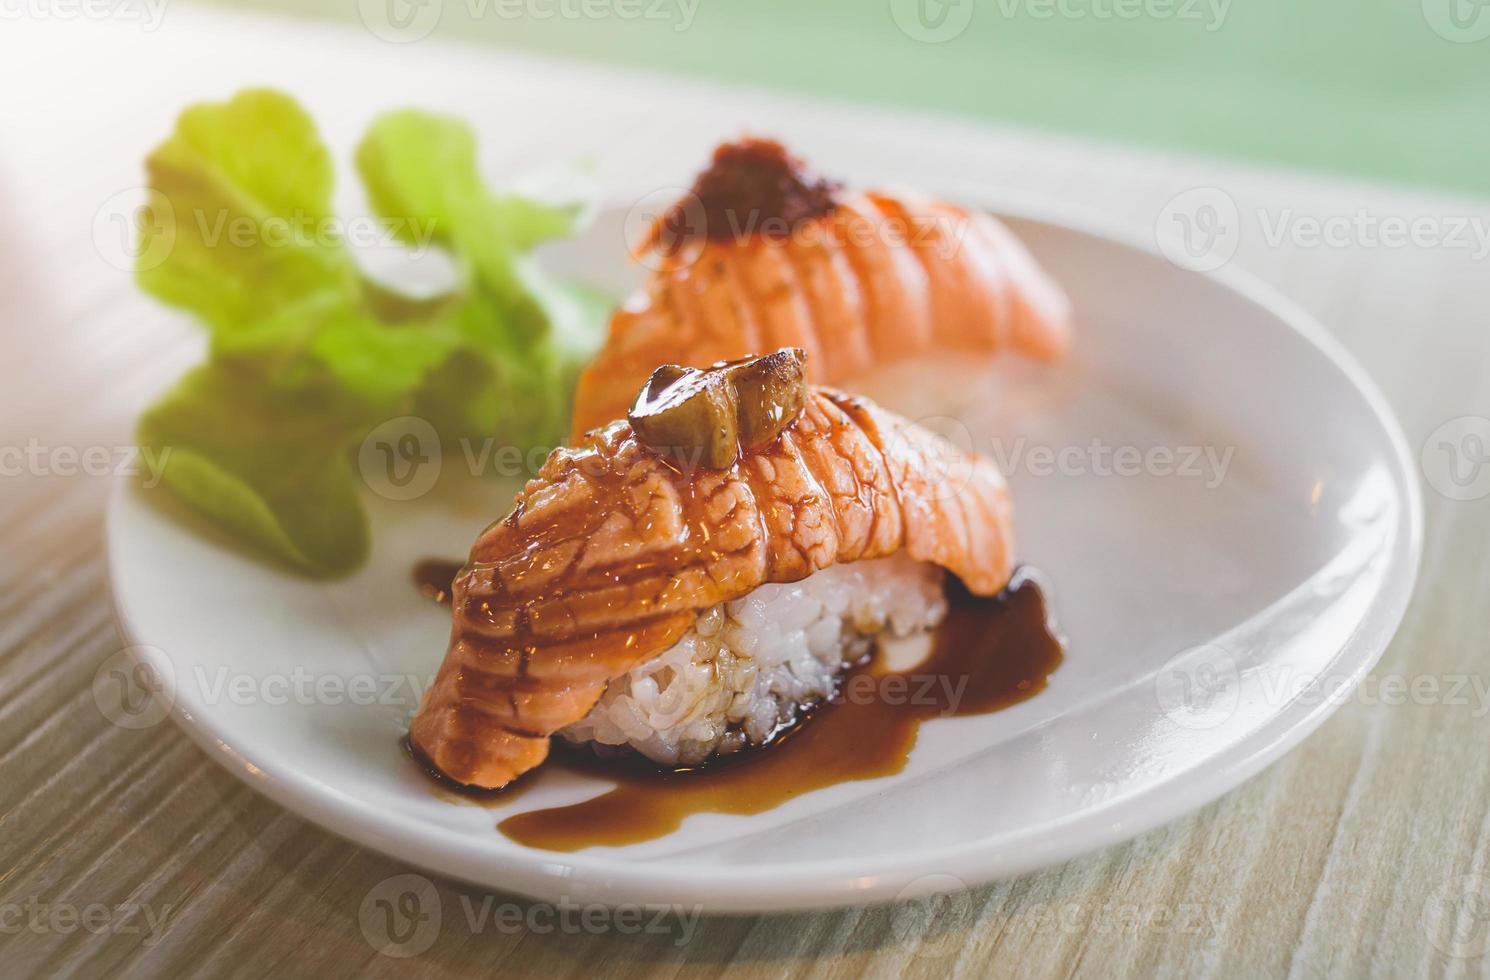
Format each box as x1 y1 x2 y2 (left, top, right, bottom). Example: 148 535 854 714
410 386 1014 790
570 139 1071 438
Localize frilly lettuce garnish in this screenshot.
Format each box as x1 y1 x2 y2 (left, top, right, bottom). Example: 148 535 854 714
135 89 607 576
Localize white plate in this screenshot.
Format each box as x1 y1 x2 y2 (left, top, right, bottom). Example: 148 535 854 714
107 201 1421 913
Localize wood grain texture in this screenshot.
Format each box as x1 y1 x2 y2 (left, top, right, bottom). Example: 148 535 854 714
3 12 1488 978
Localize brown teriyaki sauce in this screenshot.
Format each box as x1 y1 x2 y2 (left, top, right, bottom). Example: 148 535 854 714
408 565 1063 852
412 558 464 606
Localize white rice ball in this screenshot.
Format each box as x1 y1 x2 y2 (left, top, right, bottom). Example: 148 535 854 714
559 554 948 767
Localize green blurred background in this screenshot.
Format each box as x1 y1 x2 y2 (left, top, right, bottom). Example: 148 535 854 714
225 0 1489 196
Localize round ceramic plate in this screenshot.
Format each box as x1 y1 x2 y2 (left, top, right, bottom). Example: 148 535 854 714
107 200 1421 913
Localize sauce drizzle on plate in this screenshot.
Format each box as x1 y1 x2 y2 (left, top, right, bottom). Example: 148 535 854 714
412 558 463 606
410 566 1063 851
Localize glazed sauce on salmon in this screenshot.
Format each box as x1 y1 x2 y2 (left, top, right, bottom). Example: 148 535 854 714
409 567 1062 851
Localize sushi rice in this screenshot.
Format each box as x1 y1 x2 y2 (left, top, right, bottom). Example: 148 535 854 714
560 554 947 767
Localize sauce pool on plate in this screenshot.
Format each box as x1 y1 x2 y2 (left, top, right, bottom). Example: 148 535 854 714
411 558 464 606
409 563 1063 851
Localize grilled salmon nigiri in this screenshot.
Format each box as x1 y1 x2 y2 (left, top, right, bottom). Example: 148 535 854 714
411 348 1017 790
569 138 1072 438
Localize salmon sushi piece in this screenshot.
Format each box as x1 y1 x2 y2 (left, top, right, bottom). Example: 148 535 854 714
569 138 1072 439
411 349 1017 790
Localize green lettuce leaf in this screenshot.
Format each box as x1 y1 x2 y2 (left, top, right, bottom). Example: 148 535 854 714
135 89 606 576
354 110 606 445
139 89 356 338
139 362 374 576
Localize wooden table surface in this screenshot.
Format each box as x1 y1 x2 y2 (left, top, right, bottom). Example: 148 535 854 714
4 12 1489 978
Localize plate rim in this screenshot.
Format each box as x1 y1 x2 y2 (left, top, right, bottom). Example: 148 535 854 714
106 197 1424 913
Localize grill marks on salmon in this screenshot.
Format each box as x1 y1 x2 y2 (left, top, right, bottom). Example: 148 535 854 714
571 188 1072 438
410 388 1014 789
